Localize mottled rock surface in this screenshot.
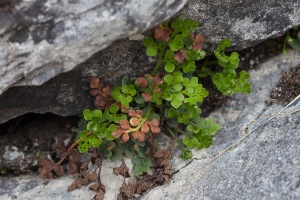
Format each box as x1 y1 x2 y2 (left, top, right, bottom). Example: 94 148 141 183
0 0 187 95
179 0 300 52
143 51 300 200
1 49 300 200
1 0 300 123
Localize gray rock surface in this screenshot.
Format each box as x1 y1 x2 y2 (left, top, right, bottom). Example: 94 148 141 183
143 51 300 200
1 0 300 124
1 50 299 200
0 0 187 95
179 0 300 52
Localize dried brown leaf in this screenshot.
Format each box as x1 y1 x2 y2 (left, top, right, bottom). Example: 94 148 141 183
89 89 99 96
53 165 64 176
51 140 66 158
90 77 100 89
68 149 81 162
89 170 98 182
89 183 100 191
101 86 111 96
113 164 130 178
67 161 79 174
94 95 106 108
68 182 77 191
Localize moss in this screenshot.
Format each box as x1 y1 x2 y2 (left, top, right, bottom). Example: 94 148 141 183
268 65 300 105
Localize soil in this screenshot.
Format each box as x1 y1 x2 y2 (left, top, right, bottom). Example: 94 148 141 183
0 113 78 174
0 33 296 198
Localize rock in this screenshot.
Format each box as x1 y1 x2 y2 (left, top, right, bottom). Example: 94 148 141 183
143 51 300 199
1 50 300 200
0 0 188 95
179 0 300 52
1 0 300 123
0 39 156 123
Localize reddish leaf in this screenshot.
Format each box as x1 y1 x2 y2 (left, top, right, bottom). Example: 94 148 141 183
149 123 161 134
119 120 131 130
141 123 150 133
94 95 106 108
128 110 143 117
111 127 126 139
129 117 140 127
149 119 160 127
154 25 172 42
122 132 130 142
142 92 152 102
195 34 205 43
193 43 202 51
174 51 186 64
192 34 205 51
132 131 146 142
101 85 112 96
121 104 129 113
135 77 148 88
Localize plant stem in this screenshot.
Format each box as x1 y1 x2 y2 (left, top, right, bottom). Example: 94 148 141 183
152 44 167 75
126 104 152 133
51 130 93 170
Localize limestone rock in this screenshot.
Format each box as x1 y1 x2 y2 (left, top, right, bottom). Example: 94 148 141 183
143 51 300 200
1 0 300 123
0 0 188 95
1 50 300 200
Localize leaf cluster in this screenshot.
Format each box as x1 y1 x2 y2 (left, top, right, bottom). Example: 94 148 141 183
75 17 251 176
212 39 251 95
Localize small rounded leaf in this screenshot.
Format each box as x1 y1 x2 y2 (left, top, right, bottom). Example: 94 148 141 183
146 46 157 56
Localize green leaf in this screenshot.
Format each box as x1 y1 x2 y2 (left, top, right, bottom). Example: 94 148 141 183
164 74 173 84
143 37 155 47
183 61 196 73
86 121 94 130
164 49 174 60
173 83 183 91
83 109 92 121
171 93 184 108
135 94 145 104
220 38 231 47
93 110 102 118
109 104 119 114
173 71 183 83
146 46 158 56
180 150 193 160
187 123 201 133
165 62 175 72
